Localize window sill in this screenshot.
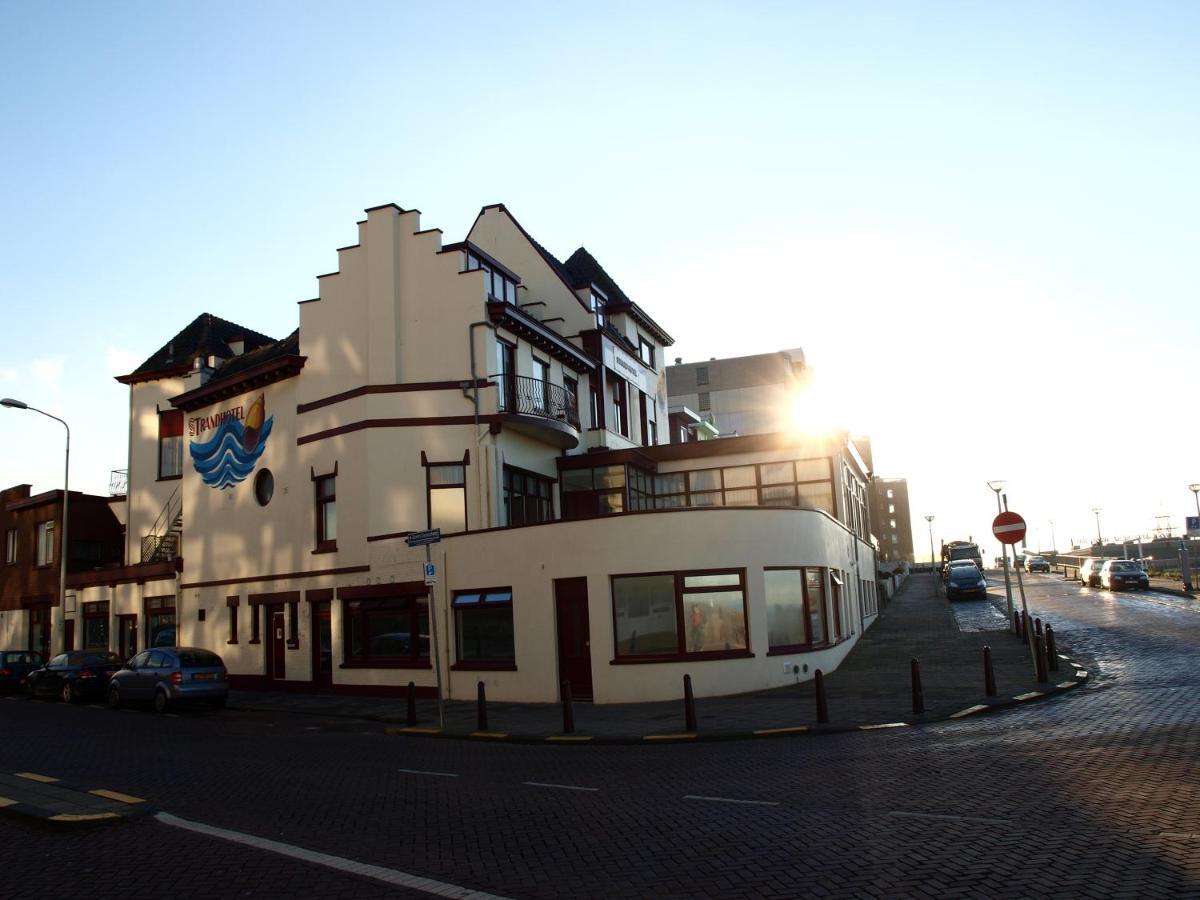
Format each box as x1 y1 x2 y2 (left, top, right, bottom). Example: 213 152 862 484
226 640 238 645
451 661 517 672
312 542 338 555
766 644 826 656
248 639 261 645
156 474 182 482
610 649 754 665
339 661 432 670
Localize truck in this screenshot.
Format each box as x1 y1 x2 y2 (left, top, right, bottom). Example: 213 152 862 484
941 540 983 574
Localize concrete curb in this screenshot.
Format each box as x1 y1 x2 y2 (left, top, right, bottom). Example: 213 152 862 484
0 771 154 829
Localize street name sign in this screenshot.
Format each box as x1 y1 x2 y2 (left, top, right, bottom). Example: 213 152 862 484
992 511 1027 545
405 529 442 547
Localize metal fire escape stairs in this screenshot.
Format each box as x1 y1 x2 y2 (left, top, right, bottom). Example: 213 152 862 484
142 486 182 563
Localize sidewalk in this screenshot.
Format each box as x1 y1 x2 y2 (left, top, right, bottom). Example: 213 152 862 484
0 771 152 828
227 576 1091 743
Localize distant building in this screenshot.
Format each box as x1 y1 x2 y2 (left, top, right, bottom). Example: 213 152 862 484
666 349 807 437
869 477 915 564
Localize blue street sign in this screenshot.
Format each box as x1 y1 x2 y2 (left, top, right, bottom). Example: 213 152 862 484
1187 516 1200 536
405 529 442 547
423 562 437 585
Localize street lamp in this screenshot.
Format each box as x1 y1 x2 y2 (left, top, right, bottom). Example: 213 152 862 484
924 515 936 580
2 399 70 653
1091 507 1103 549
1189 483 1200 518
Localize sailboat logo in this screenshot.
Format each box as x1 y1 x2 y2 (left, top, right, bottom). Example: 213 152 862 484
190 394 273 490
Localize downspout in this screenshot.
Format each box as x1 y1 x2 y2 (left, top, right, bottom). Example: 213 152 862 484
468 321 497 528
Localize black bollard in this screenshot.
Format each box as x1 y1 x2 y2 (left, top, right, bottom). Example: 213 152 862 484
814 669 830 724
476 680 488 731
683 674 697 733
1034 635 1048 683
1035 617 1043 637
561 680 575 734
1021 610 1029 640
406 680 417 726
1045 625 1059 671
983 645 997 698
1014 611 1021 636
911 658 925 714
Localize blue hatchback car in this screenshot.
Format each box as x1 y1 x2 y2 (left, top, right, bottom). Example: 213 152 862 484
946 565 988 600
107 647 228 713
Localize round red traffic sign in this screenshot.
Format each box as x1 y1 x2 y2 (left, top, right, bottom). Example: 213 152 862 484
992 511 1027 545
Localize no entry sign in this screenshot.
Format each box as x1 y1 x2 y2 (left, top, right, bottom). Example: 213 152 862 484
992 511 1027 545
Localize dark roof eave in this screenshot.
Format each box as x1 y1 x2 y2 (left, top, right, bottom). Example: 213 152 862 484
115 363 195 385
170 356 307 412
608 299 674 346
486 302 596 374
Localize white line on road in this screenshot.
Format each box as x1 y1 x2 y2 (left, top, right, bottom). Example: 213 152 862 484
889 811 1009 825
155 811 508 899
684 794 781 807
523 781 599 792
398 768 459 778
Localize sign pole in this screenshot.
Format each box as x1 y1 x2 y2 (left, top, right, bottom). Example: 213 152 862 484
425 543 445 731
994 493 1015 631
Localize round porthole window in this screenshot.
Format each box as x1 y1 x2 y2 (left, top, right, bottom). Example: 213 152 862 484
254 469 274 507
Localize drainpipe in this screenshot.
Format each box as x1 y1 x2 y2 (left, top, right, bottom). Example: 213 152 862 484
468 321 498 527
468 320 497 432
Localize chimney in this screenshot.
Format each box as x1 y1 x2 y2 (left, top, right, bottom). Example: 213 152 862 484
674 357 682 365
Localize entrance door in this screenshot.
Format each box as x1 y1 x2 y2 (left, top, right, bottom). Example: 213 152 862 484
28 606 51 660
554 577 593 701
117 615 138 661
63 618 75 653
311 601 332 691
268 606 286 682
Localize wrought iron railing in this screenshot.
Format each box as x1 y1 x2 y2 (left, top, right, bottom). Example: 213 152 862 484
109 469 128 496
141 485 182 563
494 374 580 429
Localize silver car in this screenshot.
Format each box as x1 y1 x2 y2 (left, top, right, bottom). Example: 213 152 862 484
107 647 228 713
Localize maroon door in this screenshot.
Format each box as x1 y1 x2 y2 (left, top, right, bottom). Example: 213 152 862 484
63 618 75 653
268 607 286 682
311 601 332 691
555 577 593 701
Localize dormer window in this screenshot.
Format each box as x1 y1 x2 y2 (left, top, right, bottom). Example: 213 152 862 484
638 336 655 369
465 251 518 304
590 289 608 329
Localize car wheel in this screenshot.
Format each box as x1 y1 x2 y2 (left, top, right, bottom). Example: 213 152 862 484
107 686 121 710
61 681 75 704
152 689 169 714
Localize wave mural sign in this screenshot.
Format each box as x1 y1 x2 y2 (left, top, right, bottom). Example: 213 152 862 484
188 393 273 490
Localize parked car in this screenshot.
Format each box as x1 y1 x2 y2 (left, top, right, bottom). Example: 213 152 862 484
1079 558 1105 587
942 559 980 580
1014 553 1027 570
1025 556 1050 573
27 651 124 703
946 565 989 600
107 647 228 713
0 650 43 692
1100 559 1150 591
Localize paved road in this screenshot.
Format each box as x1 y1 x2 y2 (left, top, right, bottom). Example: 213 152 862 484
2 575 1198 899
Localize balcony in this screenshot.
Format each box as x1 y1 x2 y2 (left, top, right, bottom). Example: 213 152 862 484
495 374 581 448
108 469 128 497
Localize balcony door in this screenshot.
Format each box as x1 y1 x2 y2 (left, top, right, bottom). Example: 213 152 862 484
495 340 516 412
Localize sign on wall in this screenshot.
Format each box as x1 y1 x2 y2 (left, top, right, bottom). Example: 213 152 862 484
189 393 273 489
1187 516 1200 537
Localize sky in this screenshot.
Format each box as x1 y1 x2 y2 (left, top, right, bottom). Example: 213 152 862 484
2 1 1198 561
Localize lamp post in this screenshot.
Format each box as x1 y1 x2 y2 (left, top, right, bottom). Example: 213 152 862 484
924 515 936 586
987 480 1016 629
2 399 69 654
1091 507 1103 552
1189 484 1200 518
1049 520 1057 559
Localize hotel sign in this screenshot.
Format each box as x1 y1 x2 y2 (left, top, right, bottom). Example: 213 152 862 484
602 341 656 395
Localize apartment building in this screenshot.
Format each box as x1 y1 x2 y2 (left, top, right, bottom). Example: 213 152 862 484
666 349 807 437
55 202 878 703
870 477 915 564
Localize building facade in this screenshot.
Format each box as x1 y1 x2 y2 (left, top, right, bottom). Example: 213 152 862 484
869 477 915 564
666 349 807 437
48 202 879 703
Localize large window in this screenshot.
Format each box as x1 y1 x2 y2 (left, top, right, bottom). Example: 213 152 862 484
158 409 183 479
36 521 54 567
590 289 607 329
561 465 625 519
82 601 109 650
452 588 514 665
610 377 628 436
427 462 467 533
504 467 553 526
638 336 655 369
612 569 748 661
344 597 429 666
5 528 15 565
146 596 176 648
315 474 337 551
764 568 829 651
464 251 518 304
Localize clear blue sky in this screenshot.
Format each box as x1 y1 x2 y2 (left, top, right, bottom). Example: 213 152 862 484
2 2 1198 558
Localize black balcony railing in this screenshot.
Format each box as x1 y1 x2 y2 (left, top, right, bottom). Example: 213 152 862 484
495 374 580 429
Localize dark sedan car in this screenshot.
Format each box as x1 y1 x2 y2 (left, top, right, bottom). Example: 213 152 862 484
27 651 125 703
0 650 43 692
946 565 989 600
107 647 228 713
1100 559 1149 591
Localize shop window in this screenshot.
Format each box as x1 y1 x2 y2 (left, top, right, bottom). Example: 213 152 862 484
504 467 553 526
82 601 110 650
5 528 15 565
611 569 748 661
344 597 429 666
36 521 54 567
158 409 183 480
145 596 176 649
452 588 514 665
314 473 337 551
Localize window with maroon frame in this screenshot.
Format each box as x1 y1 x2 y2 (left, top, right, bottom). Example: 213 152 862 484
226 597 239 644
764 567 829 652
611 569 748 661
504 466 553 526
314 473 336 551
343 597 429 666
452 588 514 664
158 410 183 479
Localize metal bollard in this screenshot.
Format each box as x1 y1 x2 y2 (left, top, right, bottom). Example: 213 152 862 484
561 680 575 734
983 645 997 697
1021 611 1029 640
1035 617 1043 637
683 674 698 733
1045 625 1059 671
1034 635 1048 683
476 680 489 731
814 668 830 724
911 658 925 714
406 680 417 726
1014 611 1021 636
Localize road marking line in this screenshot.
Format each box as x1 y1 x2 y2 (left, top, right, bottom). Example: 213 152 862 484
889 811 1009 825
684 795 781 807
1075 670 1088 679
545 734 593 742
469 731 509 740
15 772 59 784
397 769 458 778
753 726 809 736
523 781 599 792
155 811 509 899
1013 692 1044 700
0 796 18 807
1056 681 1079 689
1160 831 1200 840
949 705 989 719
385 726 441 735
50 812 120 822
643 733 697 742
89 789 145 805
859 722 909 730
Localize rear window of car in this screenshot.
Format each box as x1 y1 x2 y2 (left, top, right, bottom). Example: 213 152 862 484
1110 562 1137 572
74 652 123 666
177 650 223 668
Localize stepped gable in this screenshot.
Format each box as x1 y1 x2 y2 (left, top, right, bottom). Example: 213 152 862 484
117 313 276 384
